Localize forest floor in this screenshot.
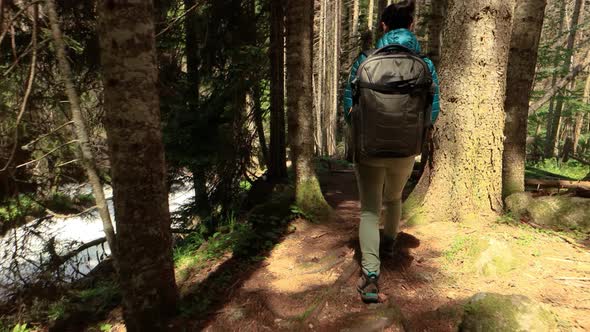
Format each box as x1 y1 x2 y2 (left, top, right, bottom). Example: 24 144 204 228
98 169 590 332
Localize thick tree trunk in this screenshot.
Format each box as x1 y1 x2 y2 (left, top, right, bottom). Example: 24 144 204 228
286 0 331 218
545 0 584 158
97 1 178 330
405 0 515 223
502 0 547 198
46 0 117 260
269 0 287 181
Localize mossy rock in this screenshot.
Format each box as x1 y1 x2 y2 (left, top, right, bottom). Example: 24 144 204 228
339 303 407 332
474 239 515 276
506 193 590 233
444 236 516 276
460 293 558 332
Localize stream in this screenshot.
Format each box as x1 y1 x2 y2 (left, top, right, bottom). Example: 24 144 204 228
0 184 195 298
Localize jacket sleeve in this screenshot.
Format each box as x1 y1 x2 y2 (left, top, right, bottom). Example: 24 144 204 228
343 53 367 124
423 58 440 124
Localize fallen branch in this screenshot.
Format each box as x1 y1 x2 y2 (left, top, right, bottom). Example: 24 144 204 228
525 178 590 191
571 155 590 166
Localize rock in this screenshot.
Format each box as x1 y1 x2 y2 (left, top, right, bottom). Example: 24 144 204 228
339 303 406 332
460 293 557 332
506 192 590 233
474 239 515 276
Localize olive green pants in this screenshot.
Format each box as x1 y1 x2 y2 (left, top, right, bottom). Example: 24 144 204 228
355 156 415 275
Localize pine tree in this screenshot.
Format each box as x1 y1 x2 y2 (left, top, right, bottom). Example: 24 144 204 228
97 1 178 329
286 0 331 218
502 0 547 198
406 0 516 223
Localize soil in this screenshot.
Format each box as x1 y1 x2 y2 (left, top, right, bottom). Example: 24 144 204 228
104 170 590 331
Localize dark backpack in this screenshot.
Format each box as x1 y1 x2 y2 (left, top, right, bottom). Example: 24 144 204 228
351 44 434 159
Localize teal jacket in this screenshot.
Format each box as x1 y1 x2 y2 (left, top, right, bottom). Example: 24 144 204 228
343 29 440 124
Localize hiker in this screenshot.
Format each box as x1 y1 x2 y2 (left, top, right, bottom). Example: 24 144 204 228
342 0 440 303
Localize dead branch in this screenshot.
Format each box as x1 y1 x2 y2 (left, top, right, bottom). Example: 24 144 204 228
525 178 590 191
2 37 50 77
15 139 79 169
155 0 204 38
0 0 42 46
529 49 590 114
21 121 74 151
0 4 37 173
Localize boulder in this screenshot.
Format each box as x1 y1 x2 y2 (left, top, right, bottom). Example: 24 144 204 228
474 239 515 276
339 303 406 332
460 293 557 332
506 192 590 233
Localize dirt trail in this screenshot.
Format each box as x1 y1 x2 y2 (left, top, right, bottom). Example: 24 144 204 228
201 170 590 331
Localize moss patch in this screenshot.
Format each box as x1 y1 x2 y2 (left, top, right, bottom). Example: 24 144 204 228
443 236 516 276
295 178 332 221
460 293 557 332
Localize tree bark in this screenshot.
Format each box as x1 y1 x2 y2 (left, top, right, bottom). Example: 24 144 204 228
286 0 331 218
46 0 117 261
405 0 516 223
575 74 590 154
184 0 210 219
544 0 584 158
269 0 287 181
502 0 547 198
97 1 178 330
253 84 269 168
367 0 374 30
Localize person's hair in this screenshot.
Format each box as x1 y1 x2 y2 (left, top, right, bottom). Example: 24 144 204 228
381 0 416 31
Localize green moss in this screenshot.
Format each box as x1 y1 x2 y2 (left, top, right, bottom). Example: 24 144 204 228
402 194 422 220
460 293 557 332
295 178 332 221
405 211 429 227
443 236 516 276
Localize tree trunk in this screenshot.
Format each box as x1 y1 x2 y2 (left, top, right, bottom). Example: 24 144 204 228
544 0 584 158
367 0 375 31
46 0 117 260
253 83 269 168
575 74 590 154
313 0 325 155
184 0 210 218
377 0 387 25
97 1 178 330
502 0 547 198
427 0 447 68
269 0 287 181
405 0 516 223
286 0 331 218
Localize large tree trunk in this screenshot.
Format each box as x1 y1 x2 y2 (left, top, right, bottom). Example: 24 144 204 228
46 0 117 260
97 1 178 330
313 0 325 155
269 0 287 181
405 0 515 223
286 0 331 218
544 0 584 158
502 0 547 198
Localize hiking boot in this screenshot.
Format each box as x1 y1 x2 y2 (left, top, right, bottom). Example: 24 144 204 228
357 271 379 303
381 232 420 259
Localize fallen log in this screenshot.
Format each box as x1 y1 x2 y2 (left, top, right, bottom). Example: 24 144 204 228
525 179 590 191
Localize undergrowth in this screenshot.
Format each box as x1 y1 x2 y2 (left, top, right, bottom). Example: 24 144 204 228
527 159 589 180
